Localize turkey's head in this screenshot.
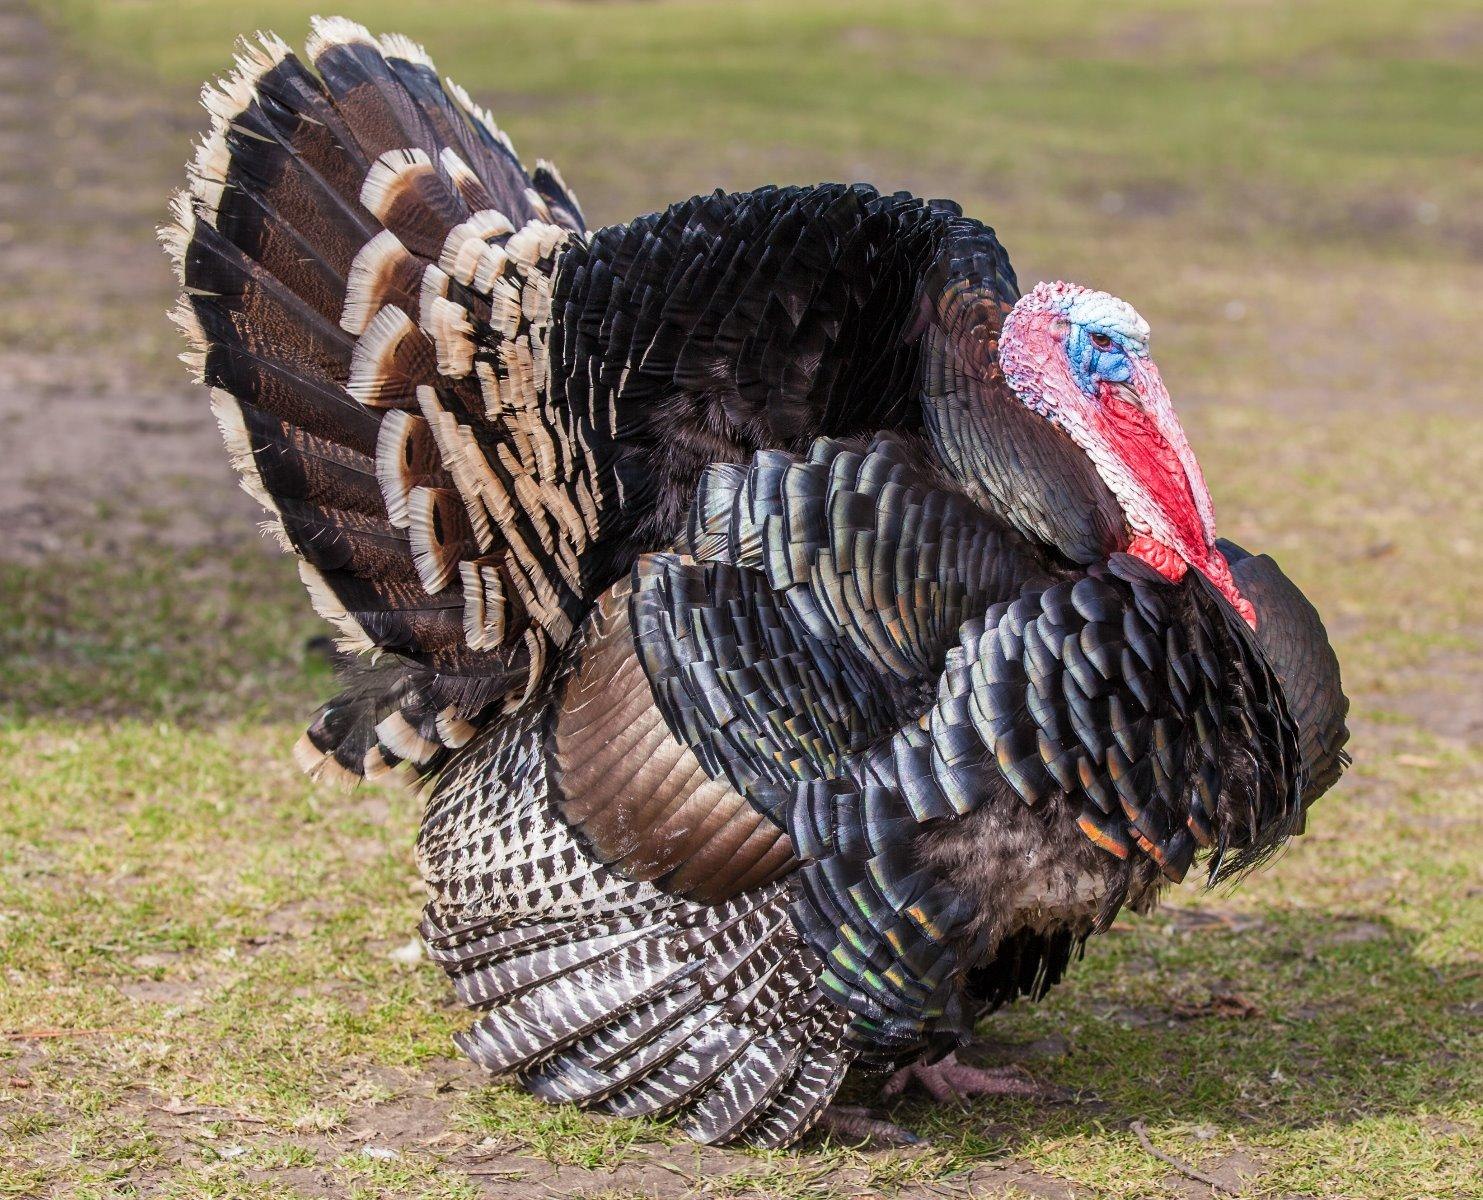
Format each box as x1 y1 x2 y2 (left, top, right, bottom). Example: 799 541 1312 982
999 280 1255 626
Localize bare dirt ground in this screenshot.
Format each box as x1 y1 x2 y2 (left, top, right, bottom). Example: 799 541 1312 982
0 2 260 562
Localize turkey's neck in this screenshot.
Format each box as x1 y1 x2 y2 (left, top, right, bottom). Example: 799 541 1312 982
918 308 1129 566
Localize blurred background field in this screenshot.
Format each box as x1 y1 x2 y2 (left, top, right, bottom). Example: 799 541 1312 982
1 1 1479 1196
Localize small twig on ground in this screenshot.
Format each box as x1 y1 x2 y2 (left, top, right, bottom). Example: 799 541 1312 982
4 1027 142 1040
1129 1120 1239 1197
149 1103 271 1124
638 1150 695 1179
154 1098 271 1124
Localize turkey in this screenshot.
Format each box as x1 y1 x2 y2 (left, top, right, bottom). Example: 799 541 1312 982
162 19 1350 1148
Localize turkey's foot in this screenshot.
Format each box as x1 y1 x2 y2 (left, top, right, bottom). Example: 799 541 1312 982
816 1103 925 1148
880 1051 1072 1107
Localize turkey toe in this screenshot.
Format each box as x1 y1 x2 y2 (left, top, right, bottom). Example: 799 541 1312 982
817 1104 926 1148
881 1052 1072 1106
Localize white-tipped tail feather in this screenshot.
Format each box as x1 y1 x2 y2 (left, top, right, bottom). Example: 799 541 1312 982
377 30 436 70
304 15 379 63
342 230 419 336
293 731 362 789
359 148 435 223
190 33 290 223
347 306 424 408
461 558 508 651
298 561 378 656
375 710 440 765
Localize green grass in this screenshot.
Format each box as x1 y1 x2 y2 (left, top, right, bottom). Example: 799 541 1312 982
0 542 325 725
45 0 1483 256
3 708 1477 1195
4 0 1481 1196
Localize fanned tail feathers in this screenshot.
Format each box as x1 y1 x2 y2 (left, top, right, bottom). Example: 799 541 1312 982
164 18 591 785
290 656 478 785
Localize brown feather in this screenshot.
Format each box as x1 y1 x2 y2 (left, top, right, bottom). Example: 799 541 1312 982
552 580 797 904
359 149 470 259
408 486 480 593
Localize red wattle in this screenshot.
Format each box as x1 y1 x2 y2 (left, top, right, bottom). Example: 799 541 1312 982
1095 390 1208 559
1127 535 1187 582
1128 535 1258 629
1198 547 1259 629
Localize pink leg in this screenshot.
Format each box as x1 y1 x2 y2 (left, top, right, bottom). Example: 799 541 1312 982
816 1103 926 1147
880 1051 1072 1106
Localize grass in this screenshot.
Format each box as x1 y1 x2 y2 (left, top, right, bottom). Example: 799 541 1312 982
3 0 1480 1196
44 0 1483 258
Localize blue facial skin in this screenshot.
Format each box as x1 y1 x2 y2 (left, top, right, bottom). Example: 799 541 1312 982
1065 324 1136 398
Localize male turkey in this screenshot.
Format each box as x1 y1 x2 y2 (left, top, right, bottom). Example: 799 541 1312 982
163 19 1349 1147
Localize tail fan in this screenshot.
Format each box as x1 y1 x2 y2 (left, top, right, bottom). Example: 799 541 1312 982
290 656 479 783
163 19 592 784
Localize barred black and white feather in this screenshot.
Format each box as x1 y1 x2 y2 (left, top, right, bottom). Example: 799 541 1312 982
417 708 852 1146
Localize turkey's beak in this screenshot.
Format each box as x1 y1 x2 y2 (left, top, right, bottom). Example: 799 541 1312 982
1112 355 1169 417
1110 378 1146 412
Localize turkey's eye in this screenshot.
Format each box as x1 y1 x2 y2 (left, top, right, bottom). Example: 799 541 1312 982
1089 332 1114 350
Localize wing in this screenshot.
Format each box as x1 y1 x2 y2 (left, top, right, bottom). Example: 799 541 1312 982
626 434 1047 1049
632 433 1052 799
682 432 1052 684
1223 540 1350 802
633 435 1309 1056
